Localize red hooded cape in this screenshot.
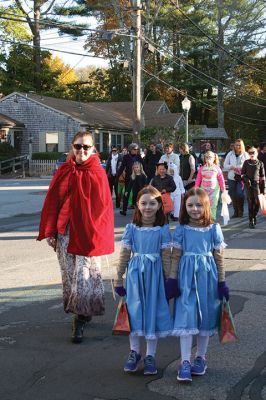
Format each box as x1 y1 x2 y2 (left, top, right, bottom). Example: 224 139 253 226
37 154 114 256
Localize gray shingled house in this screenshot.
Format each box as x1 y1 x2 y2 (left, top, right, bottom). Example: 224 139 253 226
0 92 185 155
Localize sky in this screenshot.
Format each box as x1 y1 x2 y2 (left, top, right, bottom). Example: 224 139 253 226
40 17 109 70
3 1 109 70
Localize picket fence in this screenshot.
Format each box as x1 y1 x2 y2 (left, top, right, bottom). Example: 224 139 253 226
29 160 56 176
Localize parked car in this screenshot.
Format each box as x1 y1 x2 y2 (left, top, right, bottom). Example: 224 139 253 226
53 153 68 174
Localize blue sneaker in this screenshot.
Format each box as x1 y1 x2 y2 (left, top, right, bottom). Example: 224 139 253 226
144 355 157 375
124 350 141 372
191 356 207 375
177 360 192 382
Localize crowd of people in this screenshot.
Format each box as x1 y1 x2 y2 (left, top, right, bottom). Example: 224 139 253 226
37 132 265 385
106 139 266 227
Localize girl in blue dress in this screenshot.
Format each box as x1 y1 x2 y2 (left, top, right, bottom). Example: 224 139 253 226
169 188 229 382
114 185 174 375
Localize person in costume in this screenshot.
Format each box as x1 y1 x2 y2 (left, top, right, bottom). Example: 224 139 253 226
168 162 185 221
37 131 114 343
241 146 266 228
168 188 229 382
120 161 147 216
114 186 174 375
195 151 226 219
223 139 248 218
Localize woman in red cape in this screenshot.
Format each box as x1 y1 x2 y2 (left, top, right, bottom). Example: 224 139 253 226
37 131 114 343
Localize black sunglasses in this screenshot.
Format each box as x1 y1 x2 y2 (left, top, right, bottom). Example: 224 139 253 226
73 144 93 151
248 151 255 155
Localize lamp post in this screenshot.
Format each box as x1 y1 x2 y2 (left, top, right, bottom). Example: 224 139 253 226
182 96 191 143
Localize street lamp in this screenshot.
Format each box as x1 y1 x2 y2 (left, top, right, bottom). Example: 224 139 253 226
182 96 191 143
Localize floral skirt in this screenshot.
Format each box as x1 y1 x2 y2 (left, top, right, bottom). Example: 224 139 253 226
56 231 105 317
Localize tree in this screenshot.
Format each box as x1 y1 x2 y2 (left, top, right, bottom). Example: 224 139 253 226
0 44 77 97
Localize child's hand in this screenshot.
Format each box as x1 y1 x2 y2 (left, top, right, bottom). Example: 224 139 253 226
218 281 229 301
125 192 128 196
115 286 126 297
165 278 180 300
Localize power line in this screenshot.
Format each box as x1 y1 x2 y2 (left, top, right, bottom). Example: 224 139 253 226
0 11 132 37
142 34 266 108
169 0 266 77
0 38 111 60
142 68 266 126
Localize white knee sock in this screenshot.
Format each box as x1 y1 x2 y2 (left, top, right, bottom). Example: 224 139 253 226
196 335 209 359
146 339 158 358
180 335 193 363
129 335 141 354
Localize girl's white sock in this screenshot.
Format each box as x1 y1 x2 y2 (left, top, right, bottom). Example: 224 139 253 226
180 335 193 363
196 335 209 359
129 335 141 354
146 339 158 357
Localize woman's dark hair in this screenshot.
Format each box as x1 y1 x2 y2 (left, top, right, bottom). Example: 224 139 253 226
179 187 214 226
132 185 167 227
156 162 168 170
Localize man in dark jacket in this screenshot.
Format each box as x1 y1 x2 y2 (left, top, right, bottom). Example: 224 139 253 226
105 146 123 208
117 143 144 213
117 143 144 186
144 142 162 182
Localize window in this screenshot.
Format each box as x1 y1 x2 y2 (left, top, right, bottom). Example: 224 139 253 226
0 129 7 142
94 132 100 151
111 134 122 148
123 134 132 147
46 132 58 152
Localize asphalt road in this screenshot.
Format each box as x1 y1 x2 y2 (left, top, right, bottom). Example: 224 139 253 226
0 179 266 400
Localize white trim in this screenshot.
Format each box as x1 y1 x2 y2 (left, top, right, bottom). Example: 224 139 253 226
121 241 131 250
130 329 173 339
161 243 172 249
214 242 227 249
172 328 217 336
184 224 214 232
172 242 182 249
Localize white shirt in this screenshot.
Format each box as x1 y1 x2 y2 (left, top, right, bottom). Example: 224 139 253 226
159 152 180 175
223 151 249 180
111 154 118 175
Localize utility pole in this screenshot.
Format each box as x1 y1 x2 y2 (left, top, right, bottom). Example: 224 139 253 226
132 0 142 145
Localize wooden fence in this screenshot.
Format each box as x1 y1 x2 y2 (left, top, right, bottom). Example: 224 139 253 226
0 155 28 177
29 160 56 176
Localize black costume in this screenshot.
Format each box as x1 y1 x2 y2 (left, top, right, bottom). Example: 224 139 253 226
241 159 265 227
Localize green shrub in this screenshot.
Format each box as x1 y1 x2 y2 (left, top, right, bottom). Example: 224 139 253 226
32 152 63 160
0 142 18 160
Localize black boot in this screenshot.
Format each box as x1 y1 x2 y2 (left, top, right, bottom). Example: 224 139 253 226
71 315 90 343
249 218 255 229
254 215 257 225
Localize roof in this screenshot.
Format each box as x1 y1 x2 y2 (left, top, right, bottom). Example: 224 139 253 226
1 93 183 131
0 112 25 128
190 126 228 139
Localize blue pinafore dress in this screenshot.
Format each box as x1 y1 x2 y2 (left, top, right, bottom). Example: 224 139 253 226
172 223 225 336
122 223 173 339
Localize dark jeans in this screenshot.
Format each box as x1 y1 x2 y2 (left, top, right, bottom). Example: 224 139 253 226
108 175 119 205
122 190 137 213
245 182 260 219
228 179 245 200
